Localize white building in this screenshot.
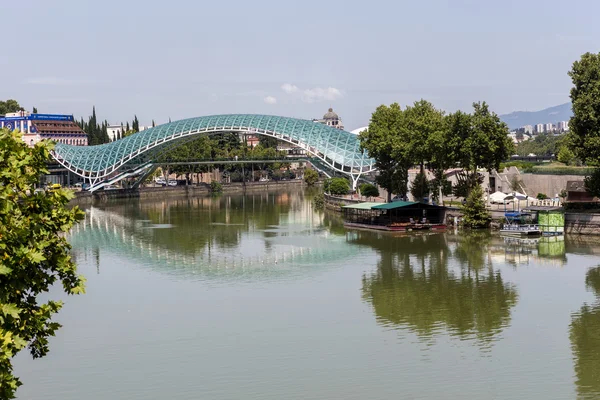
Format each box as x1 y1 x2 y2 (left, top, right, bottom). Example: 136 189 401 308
556 121 569 132
534 124 544 134
107 124 153 141
544 123 554 133
523 125 533 135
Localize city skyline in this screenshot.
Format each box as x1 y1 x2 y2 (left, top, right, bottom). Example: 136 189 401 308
2 0 600 130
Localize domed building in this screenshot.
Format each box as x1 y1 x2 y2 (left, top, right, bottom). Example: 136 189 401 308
313 108 344 130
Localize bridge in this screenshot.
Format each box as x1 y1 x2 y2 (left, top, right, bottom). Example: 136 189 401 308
50 114 376 191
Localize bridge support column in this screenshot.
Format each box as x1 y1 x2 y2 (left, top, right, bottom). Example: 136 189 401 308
350 173 362 191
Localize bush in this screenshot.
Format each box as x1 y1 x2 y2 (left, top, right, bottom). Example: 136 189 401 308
328 177 350 195
359 183 379 199
210 180 222 193
304 169 319 186
529 166 595 176
584 168 600 198
461 184 491 228
536 193 549 200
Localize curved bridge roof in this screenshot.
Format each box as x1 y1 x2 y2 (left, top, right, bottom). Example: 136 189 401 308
52 114 375 179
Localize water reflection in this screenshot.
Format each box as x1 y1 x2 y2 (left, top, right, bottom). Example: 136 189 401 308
358 232 518 343
570 266 600 399
68 192 358 281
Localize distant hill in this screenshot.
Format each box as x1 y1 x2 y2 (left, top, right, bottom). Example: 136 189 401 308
499 103 572 130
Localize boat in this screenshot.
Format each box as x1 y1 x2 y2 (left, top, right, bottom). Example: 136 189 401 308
499 212 541 237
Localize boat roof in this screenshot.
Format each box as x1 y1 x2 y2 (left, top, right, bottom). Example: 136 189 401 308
505 212 531 217
342 202 386 210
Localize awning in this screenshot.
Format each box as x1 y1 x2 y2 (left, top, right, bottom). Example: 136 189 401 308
372 201 420 210
342 202 386 210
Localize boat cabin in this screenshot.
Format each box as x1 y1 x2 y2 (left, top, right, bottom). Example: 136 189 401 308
342 201 447 231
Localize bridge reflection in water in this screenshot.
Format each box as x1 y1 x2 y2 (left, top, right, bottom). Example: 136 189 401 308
68 192 360 281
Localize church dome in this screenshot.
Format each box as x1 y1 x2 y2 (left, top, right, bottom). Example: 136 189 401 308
323 108 339 120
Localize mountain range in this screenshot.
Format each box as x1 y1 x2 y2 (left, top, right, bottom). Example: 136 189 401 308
499 103 572 130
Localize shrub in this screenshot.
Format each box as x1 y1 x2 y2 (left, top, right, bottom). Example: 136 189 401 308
461 184 491 228
328 177 350 195
210 180 223 193
359 183 379 199
536 193 549 200
303 169 319 186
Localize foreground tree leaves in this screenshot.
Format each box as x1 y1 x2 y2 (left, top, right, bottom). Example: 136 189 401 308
0 128 85 399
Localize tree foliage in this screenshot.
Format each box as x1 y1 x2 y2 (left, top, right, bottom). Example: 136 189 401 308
461 184 491 228
359 183 379 199
0 100 21 116
410 170 429 202
569 52 600 164
326 177 350 195
0 129 85 399
584 168 600 198
515 133 563 157
303 169 319 186
361 100 512 201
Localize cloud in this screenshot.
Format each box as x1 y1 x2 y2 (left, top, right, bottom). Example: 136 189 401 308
280 83 343 103
24 77 77 86
281 83 299 94
263 96 277 105
302 87 343 103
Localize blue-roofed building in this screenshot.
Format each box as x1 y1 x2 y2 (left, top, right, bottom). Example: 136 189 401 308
0 110 87 146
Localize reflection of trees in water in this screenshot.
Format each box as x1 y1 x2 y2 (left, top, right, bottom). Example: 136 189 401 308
570 266 600 399
360 232 518 343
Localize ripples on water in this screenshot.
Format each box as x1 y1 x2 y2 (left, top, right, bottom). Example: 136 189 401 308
13 191 600 400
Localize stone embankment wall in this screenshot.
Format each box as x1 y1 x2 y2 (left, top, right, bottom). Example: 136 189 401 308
519 174 584 198
565 213 600 235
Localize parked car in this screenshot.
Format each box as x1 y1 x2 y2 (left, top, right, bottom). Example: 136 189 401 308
47 183 62 192
168 180 177 186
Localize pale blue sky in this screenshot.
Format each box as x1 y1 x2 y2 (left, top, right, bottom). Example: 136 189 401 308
3 0 599 130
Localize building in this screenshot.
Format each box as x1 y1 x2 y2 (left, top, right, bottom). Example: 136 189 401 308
534 124 544 134
523 125 533 135
0 111 87 146
556 121 569 132
313 108 344 130
107 124 153 141
544 123 554 133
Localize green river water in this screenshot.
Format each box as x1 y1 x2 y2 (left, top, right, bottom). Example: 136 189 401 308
13 189 600 399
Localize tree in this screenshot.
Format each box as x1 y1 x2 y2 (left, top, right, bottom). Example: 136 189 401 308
461 184 491 228
327 177 350 195
0 100 21 115
509 175 523 192
360 103 412 201
446 103 514 194
32 107 38 114
568 52 600 164
410 170 429 202
132 115 140 132
303 169 319 186
584 168 600 198
558 145 576 165
0 129 85 399
360 183 379 200
152 119 156 128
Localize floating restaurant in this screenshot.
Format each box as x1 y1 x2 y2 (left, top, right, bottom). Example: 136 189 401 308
342 201 447 231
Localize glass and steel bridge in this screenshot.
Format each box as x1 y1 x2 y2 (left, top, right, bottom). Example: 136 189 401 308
51 114 375 191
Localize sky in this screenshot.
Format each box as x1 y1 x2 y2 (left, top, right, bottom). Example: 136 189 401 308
2 0 600 130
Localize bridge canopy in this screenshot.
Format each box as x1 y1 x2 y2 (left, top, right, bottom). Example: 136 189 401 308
51 114 375 182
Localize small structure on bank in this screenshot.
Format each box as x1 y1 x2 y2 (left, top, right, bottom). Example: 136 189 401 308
342 201 447 231
566 181 595 202
523 206 565 236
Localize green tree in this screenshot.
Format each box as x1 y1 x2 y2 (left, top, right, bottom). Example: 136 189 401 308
509 175 523 192
410 170 429 202
557 145 576 165
359 183 379 199
327 177 350 195
0 100 21 115
584 168 600 198
461 184 491 228
152 119 156 128
0 129 85 399
569 52 600 164
32 107 38 114
303 169 319 186
359 103 412 201
446 103 514 194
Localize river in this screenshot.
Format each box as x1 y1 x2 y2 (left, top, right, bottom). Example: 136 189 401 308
13 189 600 399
